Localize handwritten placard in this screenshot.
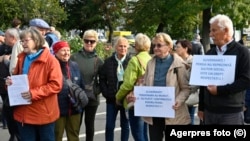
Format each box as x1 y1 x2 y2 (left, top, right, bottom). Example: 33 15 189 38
189 55 236 86
134 86 175 118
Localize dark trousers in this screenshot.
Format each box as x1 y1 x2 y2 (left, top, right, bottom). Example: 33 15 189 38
80 105 98 141
148 117 166 141
17 122 55 141
3 105 20 141
105 103 129 141
204 109 244 125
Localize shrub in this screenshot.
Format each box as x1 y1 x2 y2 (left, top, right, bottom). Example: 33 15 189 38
65 35 114 60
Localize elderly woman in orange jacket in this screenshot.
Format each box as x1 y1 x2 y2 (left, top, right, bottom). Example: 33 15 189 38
6 27 63 141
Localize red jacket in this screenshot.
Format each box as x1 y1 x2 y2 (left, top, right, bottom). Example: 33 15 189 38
13 47 63 125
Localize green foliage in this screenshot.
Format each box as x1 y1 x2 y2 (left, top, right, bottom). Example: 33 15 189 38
0 0 67 29
61 0 105 31
62 35 83 53
95 42 114 60
126 0 202 39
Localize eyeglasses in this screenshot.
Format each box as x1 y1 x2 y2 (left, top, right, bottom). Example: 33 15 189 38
20 38 33 44
84 39 96 44
152 43 166 48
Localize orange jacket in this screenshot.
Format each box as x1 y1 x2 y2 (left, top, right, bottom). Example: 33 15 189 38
13 47 63 125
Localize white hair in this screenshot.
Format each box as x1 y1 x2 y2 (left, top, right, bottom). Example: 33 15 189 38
209 14 234 37
6 28 20 40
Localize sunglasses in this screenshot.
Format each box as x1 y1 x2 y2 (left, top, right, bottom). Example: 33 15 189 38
84 39 96 44
152 43 166 48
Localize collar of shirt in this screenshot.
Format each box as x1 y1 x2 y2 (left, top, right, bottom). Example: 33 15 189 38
216 39 233 55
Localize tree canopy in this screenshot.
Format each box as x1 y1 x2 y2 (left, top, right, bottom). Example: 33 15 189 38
0 0 250 49
0 0 66 30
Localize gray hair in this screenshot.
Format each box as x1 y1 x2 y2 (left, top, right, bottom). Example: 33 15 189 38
209 14 234 37
5 28 20 40
20 27 45 50
113 36 129 48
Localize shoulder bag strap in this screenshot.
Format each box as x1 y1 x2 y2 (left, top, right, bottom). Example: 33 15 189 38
135 55 146 71
93 57 99 85
93 56 98 75
135 55 146 86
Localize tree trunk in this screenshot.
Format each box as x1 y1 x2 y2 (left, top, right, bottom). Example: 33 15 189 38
156 23 165 33
202 8 212 53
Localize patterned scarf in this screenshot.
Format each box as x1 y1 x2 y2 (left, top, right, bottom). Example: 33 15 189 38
115 53 126 82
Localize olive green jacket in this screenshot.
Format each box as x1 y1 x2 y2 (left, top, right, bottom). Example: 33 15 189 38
71 48 103 106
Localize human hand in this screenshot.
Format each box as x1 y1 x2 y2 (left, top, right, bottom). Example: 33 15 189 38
172 101 181 110
198 111 204 121
21 91 32 102
5 76 12 86
126 92 136 103
207 85 217 95
3 55 10 61
116 99 122 106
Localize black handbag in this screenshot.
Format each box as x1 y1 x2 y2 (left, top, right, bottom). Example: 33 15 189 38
66 79 89 108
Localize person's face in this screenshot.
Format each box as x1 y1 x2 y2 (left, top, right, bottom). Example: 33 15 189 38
20 36 36 54
55 47 71 62
35 27 47 36
209 21 228 47
152 38 171 58
175 42 187 57
116 39 128 59
105 44 112 51
83 37 97 52
4 32 16 46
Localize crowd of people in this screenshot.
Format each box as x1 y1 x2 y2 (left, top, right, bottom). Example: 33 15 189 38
0 13 249 141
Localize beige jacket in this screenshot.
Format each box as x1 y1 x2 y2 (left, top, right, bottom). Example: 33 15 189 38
9 41 23 74
143 53 191 125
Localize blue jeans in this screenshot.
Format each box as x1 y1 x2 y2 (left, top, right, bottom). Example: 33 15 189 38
105 103 129 141
188 106 196 125
128 110 148 141
17 122 55 141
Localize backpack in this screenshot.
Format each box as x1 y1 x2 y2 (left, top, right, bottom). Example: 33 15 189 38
66 79 89 110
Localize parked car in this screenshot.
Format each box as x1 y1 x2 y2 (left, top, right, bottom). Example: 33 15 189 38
123 35 135 46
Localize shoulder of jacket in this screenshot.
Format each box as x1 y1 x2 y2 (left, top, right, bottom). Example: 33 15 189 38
69 60 79 66
172 54 186 68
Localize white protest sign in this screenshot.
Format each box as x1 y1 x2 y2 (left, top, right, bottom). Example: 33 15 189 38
7 74 31 106
189 55 236 86
134 86 175 118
